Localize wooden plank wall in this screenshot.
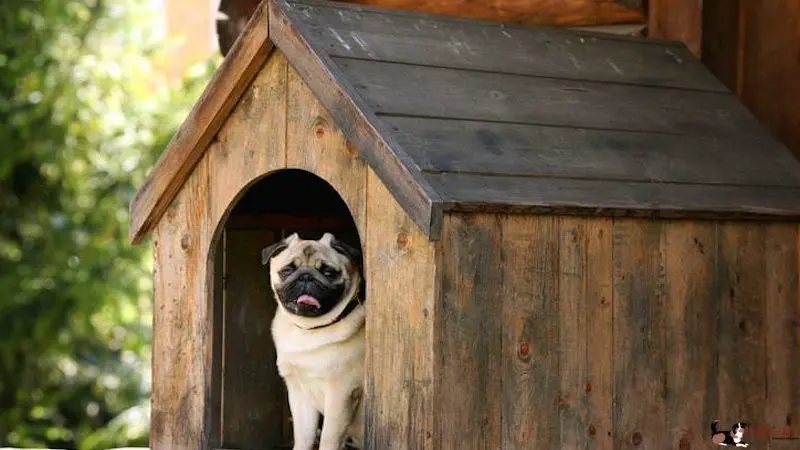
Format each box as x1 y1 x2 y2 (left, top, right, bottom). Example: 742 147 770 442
649 0 800 161
150 50 372 449
647 0 702 56
438 213 800 449
363 170 437 450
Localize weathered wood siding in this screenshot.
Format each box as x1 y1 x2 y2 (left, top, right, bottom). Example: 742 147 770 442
436 213 800 449
363 170 437 449
149 46 800 450
150 50 370 449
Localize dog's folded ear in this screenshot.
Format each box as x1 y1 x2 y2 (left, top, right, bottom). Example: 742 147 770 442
261 239 289 266
330 236 362 267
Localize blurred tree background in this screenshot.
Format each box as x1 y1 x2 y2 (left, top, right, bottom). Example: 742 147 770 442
0 0 218 448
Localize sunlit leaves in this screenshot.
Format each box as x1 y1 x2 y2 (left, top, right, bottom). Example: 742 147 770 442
0 0 219 448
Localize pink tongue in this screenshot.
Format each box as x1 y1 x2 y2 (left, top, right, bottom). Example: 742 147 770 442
296 294 321 308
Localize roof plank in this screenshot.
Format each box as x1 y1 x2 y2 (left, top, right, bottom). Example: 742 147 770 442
386 116 800 188
269 0 444 238
129 1 274 244
131 0 800 244
426 172 800 220
288 1 723 91
272 0 800 234
335 57 767 138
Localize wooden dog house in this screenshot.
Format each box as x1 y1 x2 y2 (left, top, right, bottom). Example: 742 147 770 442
129 0 800 448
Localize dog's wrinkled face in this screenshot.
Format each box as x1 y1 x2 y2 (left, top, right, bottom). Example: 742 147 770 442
262 232 361 318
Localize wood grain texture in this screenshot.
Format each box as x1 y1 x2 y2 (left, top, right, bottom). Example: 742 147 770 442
386 116 800 187
700 0 743 94
737 1 800 160
219 229 289 448
286 67 367 235
339 0 645 27
364 169 436 450
425 172 800 220
582 219 614 450
716 222 768 446
151 157 214 450
208 52 288 225
217 0 646 37
559 217 584 449
289 1 714 91
611 219 667 449
336 58 760 138
436 213 502 449
701 0 800 160
647 0 703 57
501 215 560 449
558 217 614 450
764 224 799 447
663 222 718 448
269 0 444 240
130 1 273 244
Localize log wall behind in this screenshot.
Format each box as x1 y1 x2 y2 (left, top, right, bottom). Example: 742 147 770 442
436 213 800 449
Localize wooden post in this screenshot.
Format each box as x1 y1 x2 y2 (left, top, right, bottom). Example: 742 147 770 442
701 0 800 159
647 0 703 57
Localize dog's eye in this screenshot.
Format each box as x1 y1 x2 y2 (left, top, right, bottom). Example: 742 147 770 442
279 266 295 278
322 267 339 279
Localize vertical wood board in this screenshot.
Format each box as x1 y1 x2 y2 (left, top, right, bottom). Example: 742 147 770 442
558 217 614 450
286 67 368 237
500 215 561 449
764 224 800 446
219 229 289 448
151 156 214 450
208 52 288 226
364 169 436 450
435 213 503 449
716 222 767 447
611 219 667 449
663 222 718 448
647 0 703 57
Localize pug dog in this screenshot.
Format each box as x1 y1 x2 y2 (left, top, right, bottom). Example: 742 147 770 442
262 232 366 450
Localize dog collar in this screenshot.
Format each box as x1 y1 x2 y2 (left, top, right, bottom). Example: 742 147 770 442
306 296 364 330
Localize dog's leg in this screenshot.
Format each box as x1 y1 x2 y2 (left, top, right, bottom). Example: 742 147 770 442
287 383 320 450
318 386 363 450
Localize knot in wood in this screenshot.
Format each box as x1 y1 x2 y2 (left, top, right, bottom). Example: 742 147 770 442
180 233 190 250
588 424 596 436
345 140 360 158
517 342 530 361
396 232 410 249
489 90 505 100
312 116 328 137
631 432 643 446
678 434 691 450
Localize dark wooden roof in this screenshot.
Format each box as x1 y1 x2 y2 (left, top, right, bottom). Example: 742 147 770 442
130 0 800 244
270 0 800 239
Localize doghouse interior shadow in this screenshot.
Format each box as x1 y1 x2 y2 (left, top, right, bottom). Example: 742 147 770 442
210 169 362 449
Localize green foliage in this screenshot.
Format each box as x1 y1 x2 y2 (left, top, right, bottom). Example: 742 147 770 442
0 0 218 448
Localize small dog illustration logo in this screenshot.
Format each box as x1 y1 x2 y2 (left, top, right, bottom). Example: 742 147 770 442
711 420 750 447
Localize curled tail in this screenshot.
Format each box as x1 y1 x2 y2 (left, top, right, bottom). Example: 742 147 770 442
711 420 720 435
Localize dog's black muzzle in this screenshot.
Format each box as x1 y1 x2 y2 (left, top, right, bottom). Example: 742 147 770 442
278 270 345 317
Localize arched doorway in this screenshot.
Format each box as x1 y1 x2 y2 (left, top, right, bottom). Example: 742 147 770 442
209 168 363 449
